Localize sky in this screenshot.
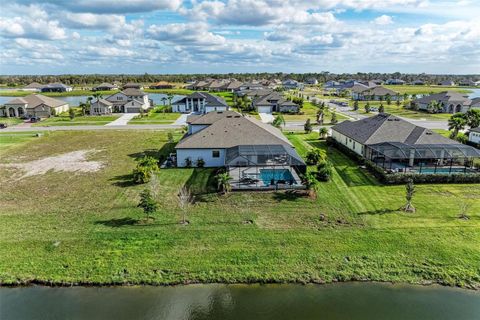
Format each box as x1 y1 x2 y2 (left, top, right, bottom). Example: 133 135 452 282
0 0 479 75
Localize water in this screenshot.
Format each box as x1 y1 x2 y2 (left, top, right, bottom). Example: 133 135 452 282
468 88 480 98
0 283 478 320
260 169 296 185
0 93 185 107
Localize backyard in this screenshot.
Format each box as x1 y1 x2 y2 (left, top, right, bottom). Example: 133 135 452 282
0 130 479 288
347 101 453 120
281 101 350 123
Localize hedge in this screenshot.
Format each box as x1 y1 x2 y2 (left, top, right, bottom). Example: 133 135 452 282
326 137 480 184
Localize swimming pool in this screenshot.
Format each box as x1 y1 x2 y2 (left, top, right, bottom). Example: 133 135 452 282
414 168 470 174
260 169 296 185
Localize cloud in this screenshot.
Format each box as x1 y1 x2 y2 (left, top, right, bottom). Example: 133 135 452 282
63 13 126 29
373 15 393 25
147 23 226 46
0 14 67 40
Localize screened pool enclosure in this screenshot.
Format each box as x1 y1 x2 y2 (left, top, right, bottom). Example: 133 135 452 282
225 145 306 189
366 142 480 174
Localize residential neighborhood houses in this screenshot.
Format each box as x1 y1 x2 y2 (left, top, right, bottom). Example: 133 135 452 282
172 92 229 113
105 88 152 113
0 94 69 118
251 91 300 113
413 91 480 114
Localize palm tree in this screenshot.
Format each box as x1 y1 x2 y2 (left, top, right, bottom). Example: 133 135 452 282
161 97 167 106
216 172 233 194
272 115 286 129
167 93 174 108
448 113 467 138
79 102 87 116
319 127 328 139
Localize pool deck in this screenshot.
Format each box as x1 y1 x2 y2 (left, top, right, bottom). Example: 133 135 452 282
228 166 304 190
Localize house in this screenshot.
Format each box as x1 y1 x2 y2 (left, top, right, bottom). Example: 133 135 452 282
305 78 318 85
385 79 405 85
224 80 244 92
2 94 69 118
469 127 480 145
352 85 400 101
186 80 213 91
149 81 174 89
331 113 480 174
122 82 143 90
40 83 73 92
412 91 474 113
252 92 299 114
90 98 113 115
172 92 229 113
410 80 425 85
22 82 43 92
438 80 455 86
283 79 304 90
175 111 306 189
105 88 151 113
93 83 119 91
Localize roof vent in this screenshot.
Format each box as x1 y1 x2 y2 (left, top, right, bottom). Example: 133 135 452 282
387 119 394 121
426 131 433 135
234 115 241 118
226 115 232 118
394 119 400 121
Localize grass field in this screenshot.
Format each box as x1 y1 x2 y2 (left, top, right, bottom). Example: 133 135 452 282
0 130 479 288
0 117 23 126
383 85 472 95
0 132 46 153
281 101 350 123
128 112 180 124
348 101 453 121
32 115 120 127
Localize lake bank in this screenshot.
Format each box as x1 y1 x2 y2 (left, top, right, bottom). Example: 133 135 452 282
1 282 479 320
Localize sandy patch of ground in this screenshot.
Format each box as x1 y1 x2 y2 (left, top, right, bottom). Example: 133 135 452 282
2 150 104 179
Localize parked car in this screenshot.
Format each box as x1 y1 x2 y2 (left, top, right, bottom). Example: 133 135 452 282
0 123 7 129
30 117 41 123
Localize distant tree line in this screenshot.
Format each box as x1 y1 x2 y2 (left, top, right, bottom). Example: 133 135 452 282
0 72 478 87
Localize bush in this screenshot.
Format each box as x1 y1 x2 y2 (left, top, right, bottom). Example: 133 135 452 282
132 156 160 184
196 158 205 168
184 157 192 168
305 148 326 165
317 160 333 181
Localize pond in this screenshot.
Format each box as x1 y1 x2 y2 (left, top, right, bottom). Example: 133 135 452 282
1 283 478 320
0 93 185 107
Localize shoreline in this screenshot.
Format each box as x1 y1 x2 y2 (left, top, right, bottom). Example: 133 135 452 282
1 278 479 291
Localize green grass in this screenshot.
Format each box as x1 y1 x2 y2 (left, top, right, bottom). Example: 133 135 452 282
0 117 23 126
0 132 47 153
31 109 120 127
144 88 194 95
383 85 471 95
282 101 349 123
349 101 453 121
128 112 181 124
0 130 479 288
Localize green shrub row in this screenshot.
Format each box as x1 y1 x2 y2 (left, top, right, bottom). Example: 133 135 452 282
326 137 480 184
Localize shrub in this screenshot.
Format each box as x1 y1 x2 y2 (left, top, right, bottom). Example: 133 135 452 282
196 158 205 168
301 172 318 190
184 157 192 168
317 160 333 181
132 156 159 184
305 148 326 165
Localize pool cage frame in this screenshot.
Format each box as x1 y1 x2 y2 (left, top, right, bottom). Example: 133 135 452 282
225 144 307 190
366 142 480 174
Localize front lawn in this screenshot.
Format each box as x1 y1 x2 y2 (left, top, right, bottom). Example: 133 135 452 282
0 117 23 126
128 112 181 124
0 130 479 288
32 114 120 127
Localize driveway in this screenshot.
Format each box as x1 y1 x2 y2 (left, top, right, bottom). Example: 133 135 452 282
259 113 275 123
172 113 191 126
105 113 139 126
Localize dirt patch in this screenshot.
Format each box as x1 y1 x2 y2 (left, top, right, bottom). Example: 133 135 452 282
2 150 104 179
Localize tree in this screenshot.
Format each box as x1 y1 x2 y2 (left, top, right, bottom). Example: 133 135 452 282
167 93 174 107
403 179 416 212
138 189 157 222
132 156 159 184
317 160 333 181
386 94 392 105
464 109 480 128
365 102 371 113
396 99 401 107
92 92 103 102
403 93 409 101
306 148 325 165
69 108 75 120
272 115 285 128
161 97 167 106
167 131 174 144
448 113 467 138
216 172 233 194
316 102 326 124
304 118 313 133
79 102 88 116
319 127 329 139
302 172 317 191
378 103 385 113
353 100 359 111
330 112 338 124
177 186 193 225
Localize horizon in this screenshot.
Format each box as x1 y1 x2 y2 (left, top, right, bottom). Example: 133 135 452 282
1 1 480 74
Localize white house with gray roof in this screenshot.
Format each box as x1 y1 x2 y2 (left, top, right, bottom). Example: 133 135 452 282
413 91 477 114
251 92 299 113
331 113 480 174
105 88 151 113
172 92 229 113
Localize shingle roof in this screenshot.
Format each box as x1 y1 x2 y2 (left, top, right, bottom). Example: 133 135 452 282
332 113 458 145
4 94 67 108
24 82 43 89
176 115 292 149
187 110 239 125
470 127 480 133
122 88 146 96
414 91 470 105
177 92 228 108
97 98 113 106
94 83 117 89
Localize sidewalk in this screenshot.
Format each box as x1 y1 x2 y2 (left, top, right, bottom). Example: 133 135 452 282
259 113 275 123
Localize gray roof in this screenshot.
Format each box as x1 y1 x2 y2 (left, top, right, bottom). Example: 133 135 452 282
470 127 480 133
414 91 471 106
177 92 228 108
332 113 458 145
24 82 43 89
94 83 117 89
187 110 239 125
97 98 113 106
122 88 146 96
176 115 292 149
43 83 72 89
252 92 299 108
4 94 67 108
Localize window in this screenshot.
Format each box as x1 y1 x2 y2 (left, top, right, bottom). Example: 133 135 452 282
212 150 220 158
353 142 356 149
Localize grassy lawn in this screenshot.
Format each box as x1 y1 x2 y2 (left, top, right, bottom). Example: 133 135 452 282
349 101 452 121
282 101 349 123
0 132 47 154
0 117 23 126
0 130 479 288
128 112 180 125
144 88 194 95
32 115 120 127
383 85 471 95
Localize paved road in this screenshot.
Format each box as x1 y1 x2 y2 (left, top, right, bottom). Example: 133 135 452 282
0 124 182 132
105 113 139 126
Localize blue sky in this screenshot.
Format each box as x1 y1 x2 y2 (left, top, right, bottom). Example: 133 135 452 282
0 0 479 74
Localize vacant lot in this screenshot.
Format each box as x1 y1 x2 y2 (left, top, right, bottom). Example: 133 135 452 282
0 130 479 288
33 115 120 127
128 112 180 125
347 101 452 121
383 85 471 95
282 101 350 123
